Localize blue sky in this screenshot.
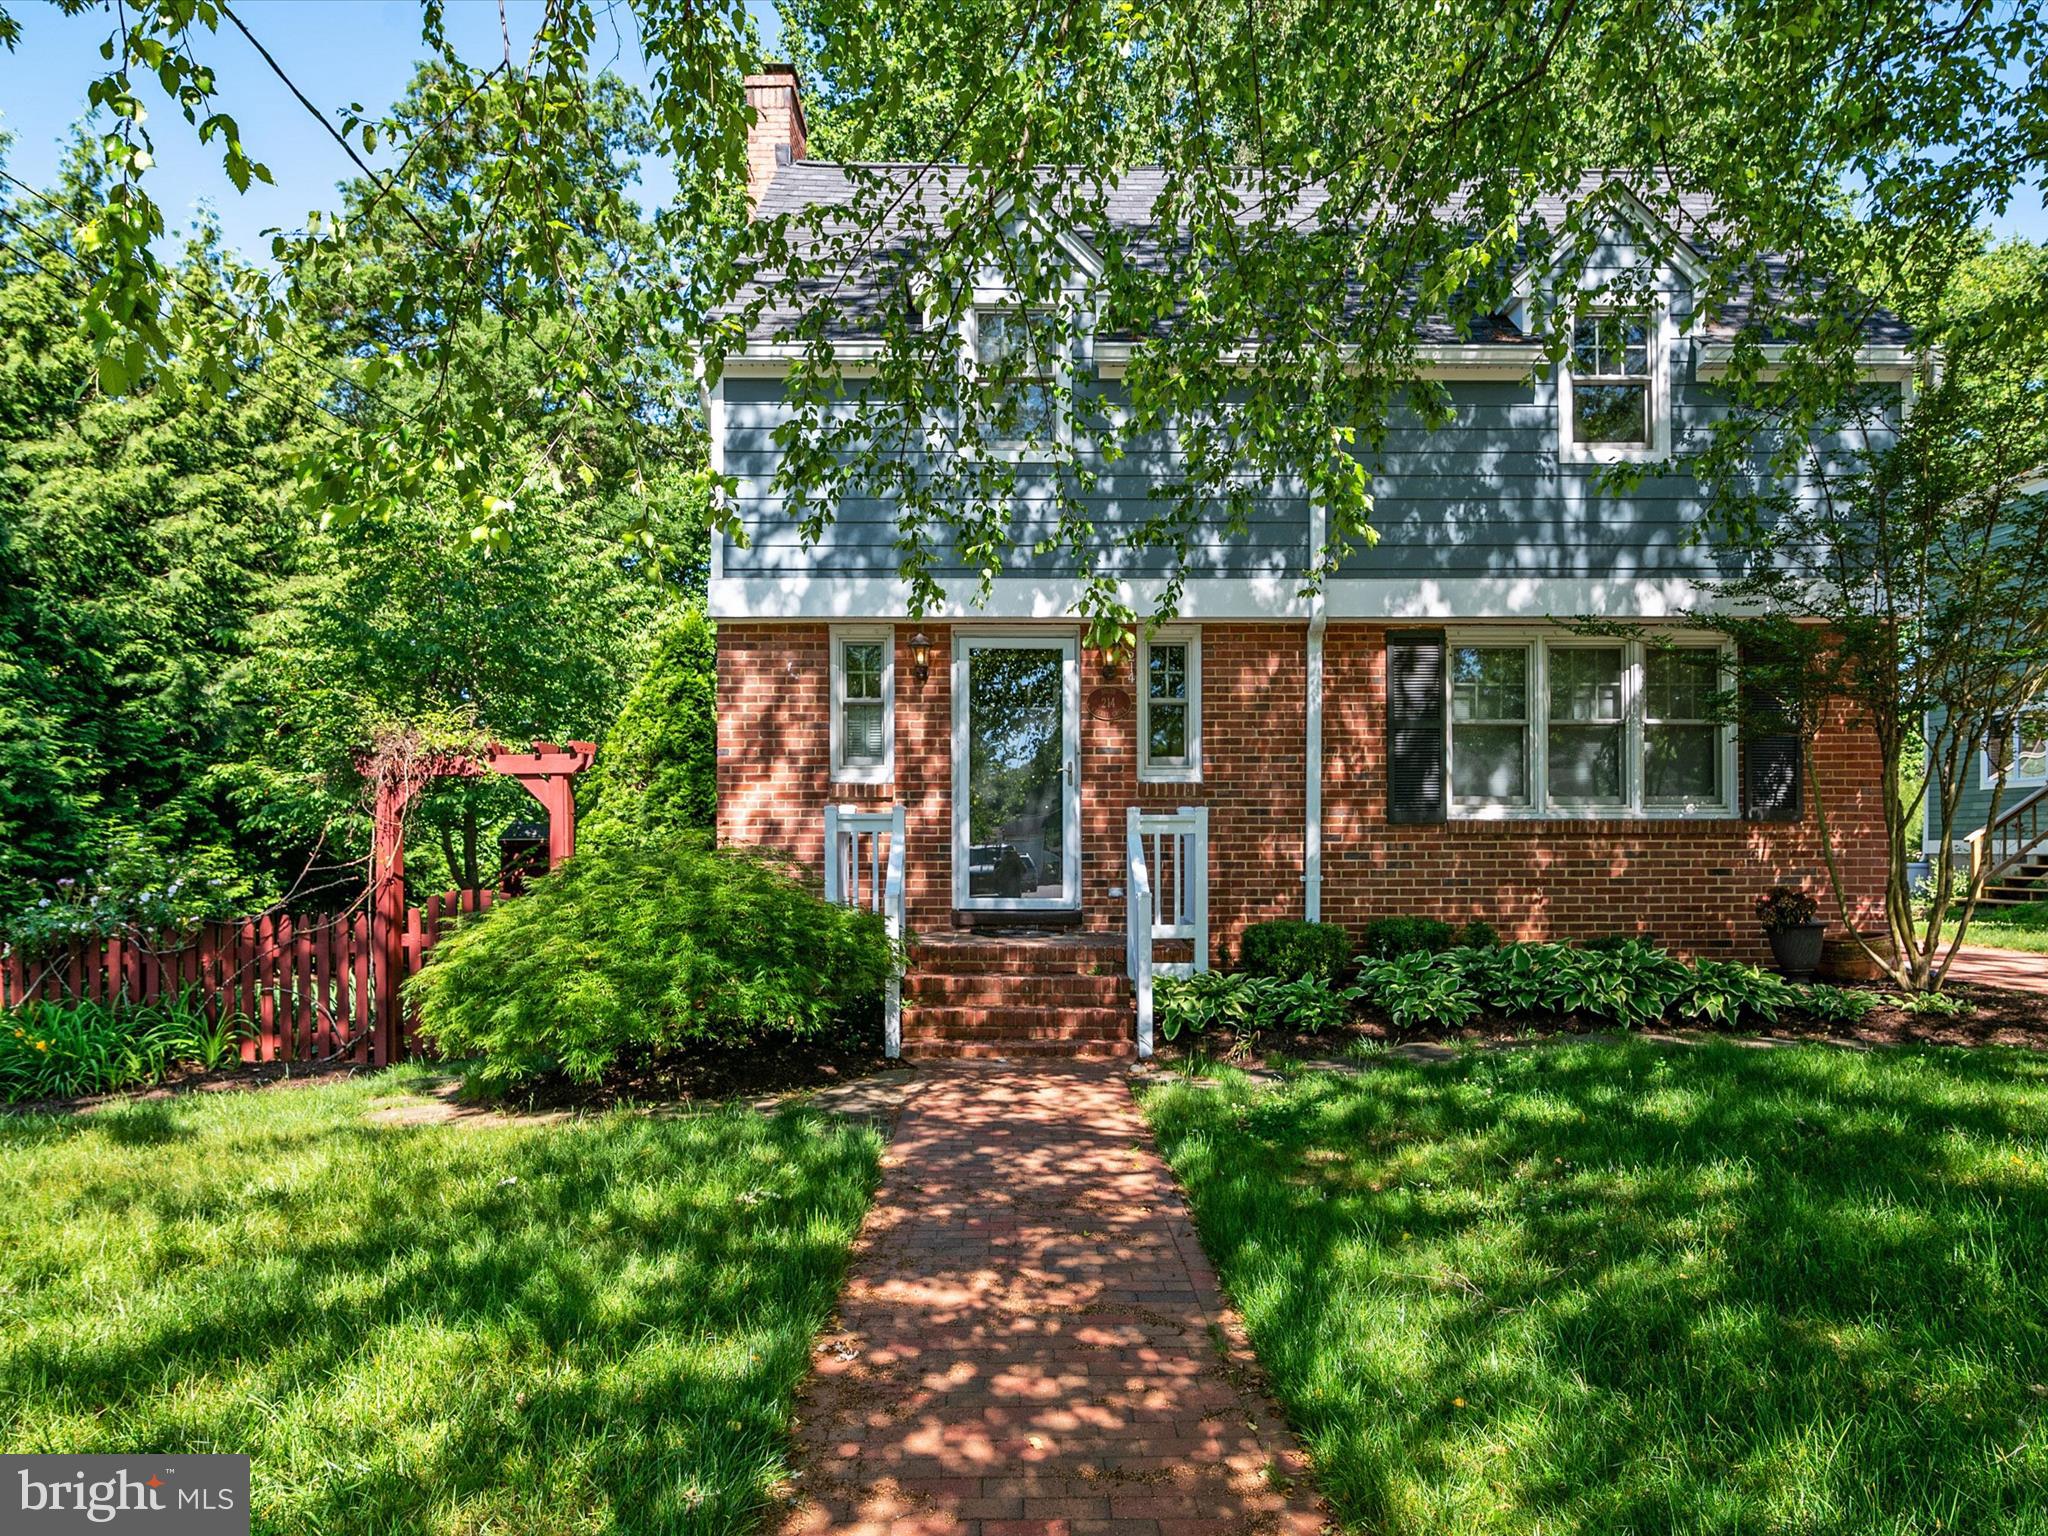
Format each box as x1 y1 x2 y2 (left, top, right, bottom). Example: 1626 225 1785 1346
3 0 2042 261
0 0 783 253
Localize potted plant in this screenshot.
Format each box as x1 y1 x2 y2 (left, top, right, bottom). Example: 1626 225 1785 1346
1755 886 1826 979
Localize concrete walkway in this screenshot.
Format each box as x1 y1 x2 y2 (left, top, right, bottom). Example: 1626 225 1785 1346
782 1065 1326 1536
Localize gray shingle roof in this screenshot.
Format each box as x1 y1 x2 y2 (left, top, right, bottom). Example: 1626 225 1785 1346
736 161 1912 348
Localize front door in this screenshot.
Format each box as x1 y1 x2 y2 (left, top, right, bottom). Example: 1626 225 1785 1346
953 633 1081 911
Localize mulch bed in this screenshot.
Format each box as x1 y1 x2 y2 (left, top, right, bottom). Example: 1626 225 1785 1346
508 1037 897 1112
1157 981 2048 1066
5 1037 899 1119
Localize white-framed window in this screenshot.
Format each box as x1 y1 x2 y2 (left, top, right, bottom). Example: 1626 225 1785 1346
1450 645 1532 810
1138 628 1201 782
1560 307 1667 463
1546 643 1629 808
830 627 893 784
1447 631 1736 818
1982 711 2048 789
1643 645 1729 807
967 303 1067 456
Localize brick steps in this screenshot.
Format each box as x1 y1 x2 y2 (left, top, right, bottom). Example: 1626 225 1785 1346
902 934 1134 1061
902 1011 1130 1042
901 1037 1135 1061
906 972 1130 1006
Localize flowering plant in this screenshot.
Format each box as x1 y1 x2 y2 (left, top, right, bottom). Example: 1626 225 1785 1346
1753 885 1820 934
2 829 251 958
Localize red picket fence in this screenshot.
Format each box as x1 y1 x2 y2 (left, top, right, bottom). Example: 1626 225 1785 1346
0 888 498 1065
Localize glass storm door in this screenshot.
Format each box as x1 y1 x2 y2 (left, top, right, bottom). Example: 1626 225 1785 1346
953 634 1081 911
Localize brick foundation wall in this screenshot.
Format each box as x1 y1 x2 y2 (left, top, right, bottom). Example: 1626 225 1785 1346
716 620 1888 965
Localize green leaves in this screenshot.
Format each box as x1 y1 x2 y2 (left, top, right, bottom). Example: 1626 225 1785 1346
407 833 896 1092
1345 939 1880 1034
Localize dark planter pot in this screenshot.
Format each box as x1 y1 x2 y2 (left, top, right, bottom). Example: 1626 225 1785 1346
1766 921 1828 980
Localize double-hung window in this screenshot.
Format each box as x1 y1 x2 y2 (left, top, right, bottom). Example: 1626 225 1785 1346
1643 646 1728 806
1983 711 2048 788
1448 633 1733 817
1450 646 1531 809
830 628 893 784
1138 629 1201 781
1562 309 1661 460
1546 646 1628 807
972 305 1063 454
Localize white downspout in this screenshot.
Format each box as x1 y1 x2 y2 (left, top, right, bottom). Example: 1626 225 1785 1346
1305 496 1327 923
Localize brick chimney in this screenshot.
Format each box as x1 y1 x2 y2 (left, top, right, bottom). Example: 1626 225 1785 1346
743 63 807 213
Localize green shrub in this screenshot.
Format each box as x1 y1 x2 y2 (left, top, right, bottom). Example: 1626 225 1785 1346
1794 983 1881 1025
1352 940 1884 1036
1899 987 1973 1018
1155 971 1362 1041
0 989 247 1103
1238 920 1352 981
408 832 895 1093
578 608 717 846
1354 951 1481 1030
1356 915 1497 959
1357 916 1458 958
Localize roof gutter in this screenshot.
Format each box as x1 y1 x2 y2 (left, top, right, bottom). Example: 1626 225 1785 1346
1695 341 1918 383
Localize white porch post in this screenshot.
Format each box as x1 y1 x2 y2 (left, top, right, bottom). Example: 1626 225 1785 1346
822 803 842 905
884 802 906 1059
1304 494 1328 923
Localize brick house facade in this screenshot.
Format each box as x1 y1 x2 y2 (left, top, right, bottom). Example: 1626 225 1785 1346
717 619 1886 966
711 68 1903 1051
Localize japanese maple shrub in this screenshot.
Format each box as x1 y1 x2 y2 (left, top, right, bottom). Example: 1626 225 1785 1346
408 832 894 1093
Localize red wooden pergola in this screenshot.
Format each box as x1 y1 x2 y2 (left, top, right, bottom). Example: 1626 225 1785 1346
367 740 595 1061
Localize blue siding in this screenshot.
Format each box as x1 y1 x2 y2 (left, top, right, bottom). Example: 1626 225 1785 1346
719 233 1896 587
721 373 1311 579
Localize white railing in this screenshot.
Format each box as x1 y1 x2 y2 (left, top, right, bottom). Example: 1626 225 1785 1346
825 804 907 1058
1125 806 1209 1059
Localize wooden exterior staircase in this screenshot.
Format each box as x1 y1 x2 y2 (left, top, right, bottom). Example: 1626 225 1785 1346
900 935 1133 1060
1967 784 2048 908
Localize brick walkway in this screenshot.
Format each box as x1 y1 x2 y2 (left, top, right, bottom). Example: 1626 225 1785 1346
782 1065 1326 1536
1947 944 2048 996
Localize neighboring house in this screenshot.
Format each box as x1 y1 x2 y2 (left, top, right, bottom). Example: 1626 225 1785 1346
1927 699 2048 904
712 66 1906 1058
1922 471 2048 900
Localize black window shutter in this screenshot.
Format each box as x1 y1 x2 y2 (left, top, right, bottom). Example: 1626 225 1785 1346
1387 630 1447 824
1740 646 1803 822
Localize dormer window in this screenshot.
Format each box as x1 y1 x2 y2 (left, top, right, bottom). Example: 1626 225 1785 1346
971 305 1063 453
1561 308 1665 462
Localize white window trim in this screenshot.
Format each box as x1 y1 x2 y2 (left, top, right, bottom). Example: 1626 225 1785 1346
1980 713 2048 789
1138 627 1202 783
1445 628 1737 820
1559 303 1673 466
961 299 1073 462
829 625 894 785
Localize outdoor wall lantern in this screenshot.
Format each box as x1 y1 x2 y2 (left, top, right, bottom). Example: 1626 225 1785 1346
910 629 933 683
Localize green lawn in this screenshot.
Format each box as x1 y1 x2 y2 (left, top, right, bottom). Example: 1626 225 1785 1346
1947 900 2048 954
0 1066 882 1534
1142 1041 2048 1535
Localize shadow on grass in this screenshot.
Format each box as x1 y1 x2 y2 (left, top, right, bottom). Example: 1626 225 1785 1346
1143 1040 2048 1536
0 1079 882 1535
